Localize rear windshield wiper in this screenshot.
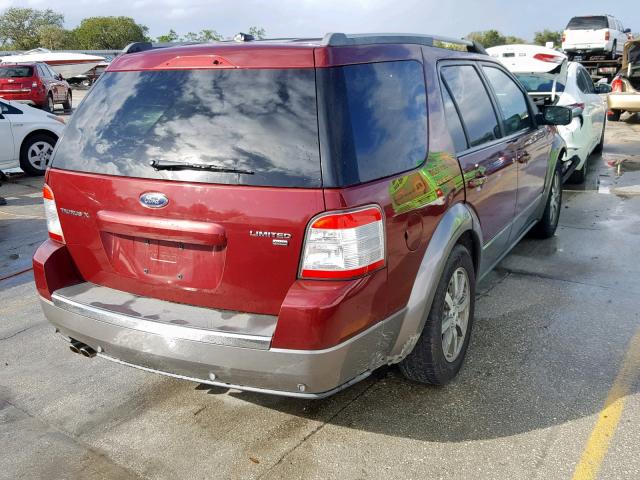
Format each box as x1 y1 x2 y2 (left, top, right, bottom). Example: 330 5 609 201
149 160 254 175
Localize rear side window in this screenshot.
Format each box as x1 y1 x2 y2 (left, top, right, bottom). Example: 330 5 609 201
441 86 468 153
566 16 608 30
577 68 595 94
441 65 500 148
0 66 33 78
317 60 428 186
52 69 321 187
483 66 532 136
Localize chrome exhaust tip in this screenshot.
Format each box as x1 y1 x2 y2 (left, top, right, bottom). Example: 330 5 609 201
69 340 83 354
79 346 97 358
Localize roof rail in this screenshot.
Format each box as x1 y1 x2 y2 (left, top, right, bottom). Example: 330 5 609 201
321 33 487 54
121 41 203 55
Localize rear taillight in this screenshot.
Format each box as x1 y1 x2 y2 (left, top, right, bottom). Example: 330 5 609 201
533 53 564 64
611 77 623 92
43 184 64 243
300 206 385 279
605 31 610 41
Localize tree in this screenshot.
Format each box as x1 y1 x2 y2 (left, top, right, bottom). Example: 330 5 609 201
466 30 525 48
38 25 73 50
182 29 222 42
0 7 64 50
534 29 562 48
156 29 179 43
248 26 266 40
73 16 148 49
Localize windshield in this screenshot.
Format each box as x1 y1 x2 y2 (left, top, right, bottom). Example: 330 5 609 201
0 66 33 78
52 69 321 187
566 16 608 30
515 73 566 93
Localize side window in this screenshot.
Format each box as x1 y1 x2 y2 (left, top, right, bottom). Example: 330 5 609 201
441 65 500 148
578 69 595 94
37 65 49 78
441 85 468 153
482 66 532 136
47 65 59 78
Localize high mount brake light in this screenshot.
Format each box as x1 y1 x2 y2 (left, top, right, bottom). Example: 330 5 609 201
533 53 564 64
300 206 385 280
43 184 64 243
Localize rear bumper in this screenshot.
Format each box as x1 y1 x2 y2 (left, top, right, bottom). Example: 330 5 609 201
608 93 640 112
0 91 45 106
40 294 406 398
563 44 608 53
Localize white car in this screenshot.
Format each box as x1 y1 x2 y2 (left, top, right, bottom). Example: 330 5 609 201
488 44 607 183
562 15 631 61
0 99 65 175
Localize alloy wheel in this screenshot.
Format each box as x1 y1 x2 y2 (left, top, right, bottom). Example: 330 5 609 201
27 141 54 171
442 266 471 362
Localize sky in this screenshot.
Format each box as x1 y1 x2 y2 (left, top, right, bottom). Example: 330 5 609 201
1 0 639 41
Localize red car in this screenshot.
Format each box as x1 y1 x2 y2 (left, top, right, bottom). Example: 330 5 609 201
0 62 72 112
34 34 571 398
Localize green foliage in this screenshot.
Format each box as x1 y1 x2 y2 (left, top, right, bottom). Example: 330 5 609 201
182 29 222 42
534 29 562 48
156 29 179 43
73 16 148 49
248 26 266 40
0 7 64 50
466 30 526 48
38 25 74 50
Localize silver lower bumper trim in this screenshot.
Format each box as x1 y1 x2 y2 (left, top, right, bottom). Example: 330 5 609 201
41 297 407 397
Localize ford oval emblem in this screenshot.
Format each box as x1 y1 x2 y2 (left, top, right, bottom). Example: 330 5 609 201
139 192 169 209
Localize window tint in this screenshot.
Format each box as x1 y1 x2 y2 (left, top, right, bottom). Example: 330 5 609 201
317 60 428 185
0 66 33 78
52 69 321 187
483 66 532 135
441 85 467 153
577 68 595 94
441 65 500 148
37 65 49 78
566 16 608 30
46 65 58 77
515 73 566 93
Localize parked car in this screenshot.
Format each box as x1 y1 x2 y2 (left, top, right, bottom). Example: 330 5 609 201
0 99 65 175
0 62 72 112
608 39 640 121
488 44 607 183
33 34 571 398
562 15 631 61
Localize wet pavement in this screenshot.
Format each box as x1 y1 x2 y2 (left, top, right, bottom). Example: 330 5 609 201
1 107 639 479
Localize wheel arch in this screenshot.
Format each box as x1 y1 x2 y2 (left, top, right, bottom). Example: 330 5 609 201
386 202 483 363
20 129 59 157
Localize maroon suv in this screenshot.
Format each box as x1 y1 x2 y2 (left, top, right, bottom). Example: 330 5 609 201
0 62 72 112
34 33 571 397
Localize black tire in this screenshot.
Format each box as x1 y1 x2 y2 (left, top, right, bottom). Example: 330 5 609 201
531 166 562 238
44 93 55 113
608 110 622 122
19 133 57 176
569 164 586 184
62 90 72 111
399 244 476 385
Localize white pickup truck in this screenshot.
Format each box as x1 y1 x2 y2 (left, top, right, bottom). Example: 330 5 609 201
562 15 632 61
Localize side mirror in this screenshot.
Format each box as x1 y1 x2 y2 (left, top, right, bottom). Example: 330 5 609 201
624 28 632 34
56 73 64 81
538 105 572 126
595 83 612 94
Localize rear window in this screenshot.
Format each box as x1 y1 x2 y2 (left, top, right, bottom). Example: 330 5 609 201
566 16 608 30
52 69 321 187
0 66 33 78
514 74 566 93
317 60 428 186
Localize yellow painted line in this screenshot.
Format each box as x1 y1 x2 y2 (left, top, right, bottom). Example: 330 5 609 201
572 329 640 480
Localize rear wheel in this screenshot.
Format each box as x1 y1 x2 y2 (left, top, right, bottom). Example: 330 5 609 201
62 90 72 111
531 166 562 238
45 93 55 113
608 110 622 122
20 134 57 176
399 244 476 385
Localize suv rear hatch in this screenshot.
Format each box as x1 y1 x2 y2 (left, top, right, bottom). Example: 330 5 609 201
0 65 34 93
48 61 324 315
564 16 609 48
